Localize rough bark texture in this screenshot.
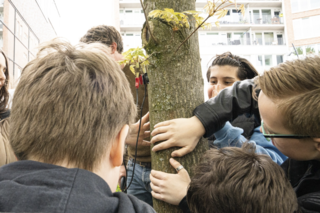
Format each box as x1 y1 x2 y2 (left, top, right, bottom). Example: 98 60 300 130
142 0 208 212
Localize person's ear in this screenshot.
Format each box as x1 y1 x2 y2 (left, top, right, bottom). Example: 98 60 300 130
110 124 129 167
314 138 320 152
110 42 117 54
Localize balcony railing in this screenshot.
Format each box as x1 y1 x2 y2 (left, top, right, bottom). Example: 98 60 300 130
252 15 283 24
218 15 283 25
199 37 285 47
252 38 286 45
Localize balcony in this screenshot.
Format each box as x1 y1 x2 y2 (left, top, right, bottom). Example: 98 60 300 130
199 37 285 47
119 0 283 9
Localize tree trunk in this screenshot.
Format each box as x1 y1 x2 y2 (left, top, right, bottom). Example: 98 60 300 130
142 1 208 212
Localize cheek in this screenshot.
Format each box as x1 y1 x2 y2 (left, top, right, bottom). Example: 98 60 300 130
207 85 213 99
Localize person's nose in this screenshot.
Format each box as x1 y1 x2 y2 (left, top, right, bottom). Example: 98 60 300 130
216 83 227 94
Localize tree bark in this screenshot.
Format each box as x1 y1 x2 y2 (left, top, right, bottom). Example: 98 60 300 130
142 1 208 212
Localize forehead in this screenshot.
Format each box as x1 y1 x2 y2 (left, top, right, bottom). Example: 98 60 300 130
210 65 238 78
258 91 288 133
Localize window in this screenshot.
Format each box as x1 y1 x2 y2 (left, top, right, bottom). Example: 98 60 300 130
261 10 271 24
293 15 320 40
291 0 299 13
311 0 320 8
306 45 316 55
255 55 263 66
253 10 260 24
291 0 320 13
264 55 273 66
233 32 244 45
207 33 219 45
255 33 262 45
264 32 274 45
276 55 283 65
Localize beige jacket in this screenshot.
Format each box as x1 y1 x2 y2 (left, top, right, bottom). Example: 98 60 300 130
0 118 16 166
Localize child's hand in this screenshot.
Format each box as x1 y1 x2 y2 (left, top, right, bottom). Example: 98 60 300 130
150 158 191 205
126 112 150 146
151 116 205 157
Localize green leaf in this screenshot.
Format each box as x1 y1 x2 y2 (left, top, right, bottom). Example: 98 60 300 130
129 65 136 75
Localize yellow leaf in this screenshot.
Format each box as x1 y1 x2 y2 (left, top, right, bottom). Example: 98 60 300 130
216 9 228 19
183 10 200 15
240 4 245 17
130 65 135 75
215 21 220 28
148 10 162 18
164 8 175 14
204 1 216 16
201 22 212 29
136 62 139 68
142 65 147 74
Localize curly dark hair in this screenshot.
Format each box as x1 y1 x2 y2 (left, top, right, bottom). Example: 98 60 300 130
80 25 123 53
187 143 298 213
206 52 258 82
0 50 9 113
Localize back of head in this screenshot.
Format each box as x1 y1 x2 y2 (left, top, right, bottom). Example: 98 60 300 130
10 39 136 171
256 56 320 137
80 25 123 53
206 52 258 81
187 143 298 213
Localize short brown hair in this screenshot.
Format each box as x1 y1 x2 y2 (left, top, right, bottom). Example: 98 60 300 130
256 56 320 137
206 52 258 81
10 39 136 171
80 25 124 53
0 49 9 113
187 143 298 213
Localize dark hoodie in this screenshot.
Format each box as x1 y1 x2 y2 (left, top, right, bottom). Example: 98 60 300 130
0 160 155 213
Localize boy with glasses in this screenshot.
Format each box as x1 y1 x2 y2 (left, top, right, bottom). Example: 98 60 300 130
150 56 320 212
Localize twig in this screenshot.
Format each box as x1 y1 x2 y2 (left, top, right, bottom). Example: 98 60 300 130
174 15 210 54
140 0 158 44
174 2 233 54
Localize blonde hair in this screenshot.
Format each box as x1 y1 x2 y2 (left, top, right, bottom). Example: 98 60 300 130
256 56 320 137
10 39 137 171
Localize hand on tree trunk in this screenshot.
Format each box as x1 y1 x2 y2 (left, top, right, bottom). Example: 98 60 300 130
150 158 190 205
126 112 150 146
151 116 205 157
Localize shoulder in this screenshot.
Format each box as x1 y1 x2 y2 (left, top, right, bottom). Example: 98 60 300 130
114 192 156 213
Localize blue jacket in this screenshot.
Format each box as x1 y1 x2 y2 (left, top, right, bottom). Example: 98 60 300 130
213 121 287 165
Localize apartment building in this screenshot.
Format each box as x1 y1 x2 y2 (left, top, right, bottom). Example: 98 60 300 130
0 0 60 87
119 0 288 77
284 0 320 58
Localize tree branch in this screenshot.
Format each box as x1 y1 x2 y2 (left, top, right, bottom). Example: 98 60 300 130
173 2 234 54
174 15 210 54
140 0 158 44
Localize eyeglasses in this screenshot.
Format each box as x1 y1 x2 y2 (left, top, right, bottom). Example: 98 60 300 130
261 120 311 139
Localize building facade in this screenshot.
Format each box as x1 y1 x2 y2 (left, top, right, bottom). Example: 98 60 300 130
283 0 320 57
0 0 60 88
119 0 288 73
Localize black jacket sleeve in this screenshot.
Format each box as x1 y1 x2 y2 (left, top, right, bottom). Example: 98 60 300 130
193 79 260 138
179 196 191 213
